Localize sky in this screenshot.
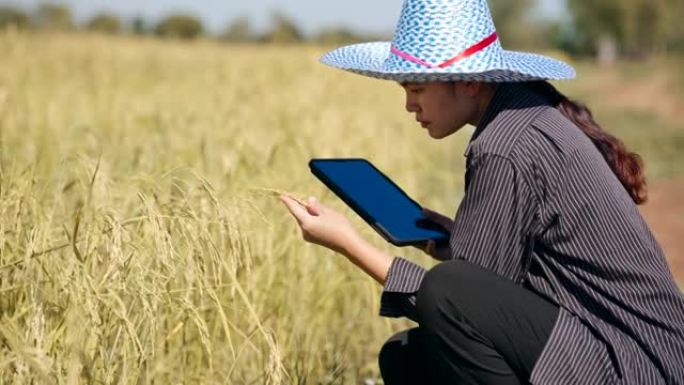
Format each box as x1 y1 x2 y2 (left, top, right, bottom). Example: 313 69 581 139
8 0 568 36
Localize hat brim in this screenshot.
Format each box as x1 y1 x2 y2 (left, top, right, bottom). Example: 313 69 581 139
320 42 575 82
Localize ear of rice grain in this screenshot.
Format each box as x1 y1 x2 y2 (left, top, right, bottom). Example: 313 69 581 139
253 187 308 207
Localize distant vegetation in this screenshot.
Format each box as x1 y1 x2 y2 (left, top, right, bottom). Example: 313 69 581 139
0 4 373 46
154 14 204 40
86 13 122 35
0 1 682 60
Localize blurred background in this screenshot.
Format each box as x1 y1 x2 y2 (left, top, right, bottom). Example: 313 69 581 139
0 1 682 384
1 0 683 56
0 0 684 56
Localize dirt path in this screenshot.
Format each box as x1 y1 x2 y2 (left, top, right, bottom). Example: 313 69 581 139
639 178 684 287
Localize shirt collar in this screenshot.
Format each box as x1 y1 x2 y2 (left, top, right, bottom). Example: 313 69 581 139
464 82 551 157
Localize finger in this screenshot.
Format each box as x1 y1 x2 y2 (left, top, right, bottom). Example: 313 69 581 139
422 215 450 230
279 195 311 224
306 196 322 216
282 193 307 207
422 207 444 221
425 240 435 255
435 218 453 230
421 208 452 229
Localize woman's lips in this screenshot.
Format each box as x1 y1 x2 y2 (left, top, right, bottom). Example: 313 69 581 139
416 116 430 128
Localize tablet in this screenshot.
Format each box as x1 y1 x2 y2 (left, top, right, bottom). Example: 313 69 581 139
309 158 450 247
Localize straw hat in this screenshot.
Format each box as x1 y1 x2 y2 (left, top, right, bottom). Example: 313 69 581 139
320 0 575 82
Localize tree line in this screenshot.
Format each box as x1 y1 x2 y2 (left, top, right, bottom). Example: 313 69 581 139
0 4 373 45
0 2 682 60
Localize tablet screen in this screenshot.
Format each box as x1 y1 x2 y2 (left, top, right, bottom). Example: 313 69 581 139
309 158 449 246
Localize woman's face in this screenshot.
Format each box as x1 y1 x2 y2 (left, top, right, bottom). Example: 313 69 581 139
400 81 481 139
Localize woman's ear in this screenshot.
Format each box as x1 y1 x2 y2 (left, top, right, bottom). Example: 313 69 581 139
463 81 482 97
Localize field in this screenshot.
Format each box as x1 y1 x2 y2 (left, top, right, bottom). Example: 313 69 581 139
0 31 682 384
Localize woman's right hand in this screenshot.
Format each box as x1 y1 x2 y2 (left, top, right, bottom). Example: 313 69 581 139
417 207 454 261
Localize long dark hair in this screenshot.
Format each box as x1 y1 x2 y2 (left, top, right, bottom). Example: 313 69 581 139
525 81 647 205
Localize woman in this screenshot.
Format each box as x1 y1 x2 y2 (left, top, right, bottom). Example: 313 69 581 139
279 0 684 383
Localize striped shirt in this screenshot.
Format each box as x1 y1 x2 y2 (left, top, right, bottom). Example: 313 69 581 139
380 82 684 384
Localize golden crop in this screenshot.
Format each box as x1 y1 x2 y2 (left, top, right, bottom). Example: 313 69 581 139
0 31 462 384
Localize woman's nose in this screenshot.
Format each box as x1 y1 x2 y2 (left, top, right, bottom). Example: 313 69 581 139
405 97 419 113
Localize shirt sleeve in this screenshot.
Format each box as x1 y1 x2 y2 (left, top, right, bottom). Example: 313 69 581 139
379 257 426 321
449 153 536 283
378 153 536 320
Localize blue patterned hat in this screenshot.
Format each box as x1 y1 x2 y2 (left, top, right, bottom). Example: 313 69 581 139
320 0 575 82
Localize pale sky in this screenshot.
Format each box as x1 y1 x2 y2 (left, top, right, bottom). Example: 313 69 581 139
6 0 568 36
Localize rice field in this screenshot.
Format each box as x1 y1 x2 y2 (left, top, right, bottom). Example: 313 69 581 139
0 31 682 384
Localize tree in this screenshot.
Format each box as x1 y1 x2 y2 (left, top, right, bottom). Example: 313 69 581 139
315 27 364 45
488 0 540 49
155 14 204 39
131 16 147 35
262 12 302 44
542 21 587 56
0 6 30 30
645 0 683 53
568 0 679 59
86 13 122 35
668 0 684 51
34 3 73 31
222 15 252 42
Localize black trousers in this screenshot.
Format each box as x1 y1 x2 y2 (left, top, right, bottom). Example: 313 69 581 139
379 260 559 385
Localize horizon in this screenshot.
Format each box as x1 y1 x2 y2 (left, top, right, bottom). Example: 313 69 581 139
4 0 569 37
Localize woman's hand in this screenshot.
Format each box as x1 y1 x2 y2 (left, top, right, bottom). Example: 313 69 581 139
417 207 454 261
278 194 362 255
278 194 394 284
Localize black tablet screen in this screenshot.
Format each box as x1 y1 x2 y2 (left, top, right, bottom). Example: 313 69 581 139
309 158 449 246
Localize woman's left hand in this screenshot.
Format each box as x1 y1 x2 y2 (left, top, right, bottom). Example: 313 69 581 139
279 195 362 255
